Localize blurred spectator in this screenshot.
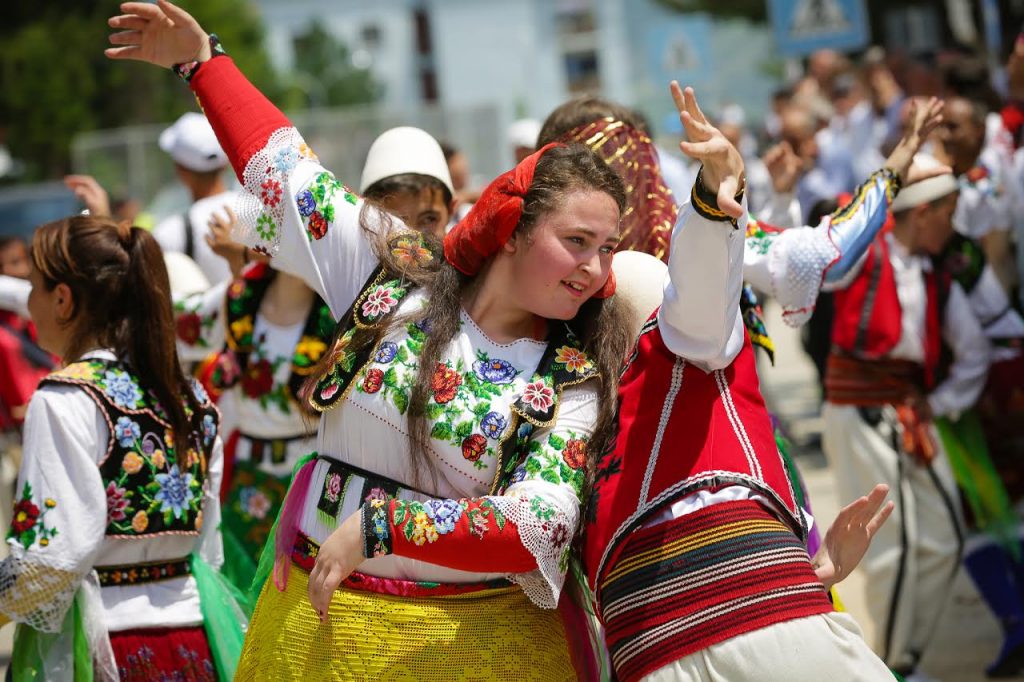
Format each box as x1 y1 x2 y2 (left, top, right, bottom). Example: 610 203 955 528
506 118 541 163
440 141 478 222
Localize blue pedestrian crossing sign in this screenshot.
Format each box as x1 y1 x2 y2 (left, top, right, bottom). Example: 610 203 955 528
768 0 869 56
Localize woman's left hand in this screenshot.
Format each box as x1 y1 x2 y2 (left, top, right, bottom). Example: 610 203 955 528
307 509 364 623
813 483 894 591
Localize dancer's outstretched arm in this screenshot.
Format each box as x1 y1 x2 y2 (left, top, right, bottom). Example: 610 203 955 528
812 484 895 591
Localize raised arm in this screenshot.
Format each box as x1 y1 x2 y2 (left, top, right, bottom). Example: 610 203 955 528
107 1 387 317
743 98 946 327
658 83 746 370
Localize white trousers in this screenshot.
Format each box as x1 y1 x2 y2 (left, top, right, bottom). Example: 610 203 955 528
822 403 964 672
640 612 892 681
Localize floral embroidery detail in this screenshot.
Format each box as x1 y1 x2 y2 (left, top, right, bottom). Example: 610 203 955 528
461 434 487 462
480 411 508 440
238 486 272 521
7 483 58 550
103 370 144 409
324 473 343 504
375 342 399 364
320 382 340 401
272 146 300 174
115 416 141 448
522 380 554 412
132 511 149 533
256 213 278 241
364 498 391 557
202 414 217 447
390 234 434 268
472 357 518 385
241 358 276 398
361 285 399 320
51 363 98 382
431 363 463 404
154 465 196 520
307 212 328 240
554 346 593 374
521 431 589 495
392 498 506 547
260 178 283 209
296 190 316 216
298 171 358 242
123 452 144 475
562 438 588 469
106 482 129 523
744 219 776 256
295 336 328 365
362 368 385 394
230 316 255 346
365 487 389 504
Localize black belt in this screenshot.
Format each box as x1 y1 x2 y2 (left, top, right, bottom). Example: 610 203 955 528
96 557 191 587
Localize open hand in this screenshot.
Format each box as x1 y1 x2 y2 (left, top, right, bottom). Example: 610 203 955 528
106 0 210 68
671 82 745 219
885 97 945 183
813 483 894 591
63 175 111 217
205 206 249 277
307 509 364 623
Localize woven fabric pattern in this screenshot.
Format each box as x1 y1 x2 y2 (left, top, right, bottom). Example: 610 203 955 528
237 565 575 681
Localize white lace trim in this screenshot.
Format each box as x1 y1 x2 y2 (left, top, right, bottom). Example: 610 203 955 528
491 493 578 609
769 223 840 328
236 126 319 256
0 547 89 633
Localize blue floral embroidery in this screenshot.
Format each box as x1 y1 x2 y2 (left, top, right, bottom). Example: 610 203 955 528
296 189 316 217
202 414 217 446
154 465 195 519
103 370 143 408
272 146 300 174
424 498 463 535
472 357 518 385
192 379 209 404
480 411 508 440
374 341 398 364
114 416 141 448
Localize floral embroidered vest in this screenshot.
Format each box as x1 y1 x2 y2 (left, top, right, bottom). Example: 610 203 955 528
40 358 219 538
309 232 601 495
211 261 334 409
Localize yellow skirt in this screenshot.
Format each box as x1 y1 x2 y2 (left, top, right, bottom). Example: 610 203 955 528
236 566 576 681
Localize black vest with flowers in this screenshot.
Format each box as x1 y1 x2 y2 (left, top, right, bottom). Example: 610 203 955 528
40 359 219 538
309 231 601 495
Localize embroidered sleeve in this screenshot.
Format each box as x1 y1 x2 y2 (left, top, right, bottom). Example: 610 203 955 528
659 201 746 371
174 280 228 364
0 386 107 632
364 386 596 609
744 168 899 328
189 56 388 317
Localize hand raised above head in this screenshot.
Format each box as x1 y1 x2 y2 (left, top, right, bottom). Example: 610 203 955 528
105 0 210 68
670 82 745 219
886 97 945 183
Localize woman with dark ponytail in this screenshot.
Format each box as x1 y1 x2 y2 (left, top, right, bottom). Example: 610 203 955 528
0 215 243 680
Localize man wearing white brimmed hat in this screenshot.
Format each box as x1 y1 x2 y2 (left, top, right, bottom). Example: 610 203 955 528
152 112 239 285
359 126 456 238
821 155 992 680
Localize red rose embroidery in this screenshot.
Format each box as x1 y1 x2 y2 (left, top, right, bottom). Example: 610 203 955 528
362 368 384 394
461 434 487 462
431 363 462 404
11 499 39 534
241 359 275 398
308 211 328 240
562 439 587 469
176 313 202 345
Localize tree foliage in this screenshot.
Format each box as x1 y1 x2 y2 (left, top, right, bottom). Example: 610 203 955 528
286 23 380 108
0 0 280 180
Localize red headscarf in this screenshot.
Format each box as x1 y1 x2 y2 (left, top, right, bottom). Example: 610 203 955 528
443 142 615 298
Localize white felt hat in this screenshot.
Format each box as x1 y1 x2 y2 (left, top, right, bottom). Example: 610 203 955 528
163 251 210 299
891 154 959 212
359 126 454 195
507 118 541 149
612 250 668 339
158 113 228 172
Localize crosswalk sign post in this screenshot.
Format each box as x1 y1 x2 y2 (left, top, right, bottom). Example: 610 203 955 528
768 0 870 56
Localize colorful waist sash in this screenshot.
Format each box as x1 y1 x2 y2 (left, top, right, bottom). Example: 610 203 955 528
597 499 833 682
96 557 192 587
824 353 925 405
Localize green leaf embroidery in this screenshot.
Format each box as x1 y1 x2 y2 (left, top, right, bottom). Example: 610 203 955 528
548 434 566 450
454 421 474 440
392 390 409 415
430 422 453 441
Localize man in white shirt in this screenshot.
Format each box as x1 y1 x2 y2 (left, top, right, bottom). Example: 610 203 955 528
152 112 239 286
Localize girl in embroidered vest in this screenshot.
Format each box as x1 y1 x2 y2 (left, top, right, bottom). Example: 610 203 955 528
176 245 332 596
0 215 239 681
106 3 666 678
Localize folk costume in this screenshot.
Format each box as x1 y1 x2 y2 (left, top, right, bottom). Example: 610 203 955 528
821 170 992 675
174 262 331 593
0 350 244 681
583 174 894 682
178 52 661 679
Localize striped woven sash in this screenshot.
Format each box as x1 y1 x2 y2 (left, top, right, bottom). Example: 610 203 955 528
598 499 833 682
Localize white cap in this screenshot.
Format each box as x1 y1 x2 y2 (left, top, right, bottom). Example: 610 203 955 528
890 154 959 212
163 251 210 298
507 118 541 149
359 126 454 196
159 113 228 173
612 251 668 339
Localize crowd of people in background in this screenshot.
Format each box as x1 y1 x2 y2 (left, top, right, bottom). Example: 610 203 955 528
0 1 1022 680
